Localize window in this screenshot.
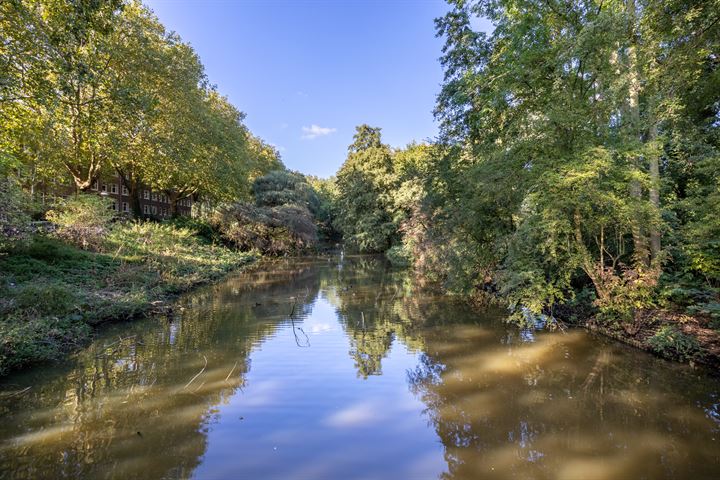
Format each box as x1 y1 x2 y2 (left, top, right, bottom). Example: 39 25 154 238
121 185 128 196
161 208 167 216
143 190 150 200
111 201 117 211
143 205 150 214
110 183 117 194
91 180 98 191
122 202 129 213
101 184 107 193
151 193 157 202
151 205 157 214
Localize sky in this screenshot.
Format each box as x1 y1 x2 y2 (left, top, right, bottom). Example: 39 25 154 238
143 0 488 178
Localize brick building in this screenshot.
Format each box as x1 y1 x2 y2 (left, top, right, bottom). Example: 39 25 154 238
38 173 193 219
91 174 193 218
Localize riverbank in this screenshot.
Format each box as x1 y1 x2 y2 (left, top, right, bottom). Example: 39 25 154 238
0 222 257 376
582 310 720 370
468 291 720 369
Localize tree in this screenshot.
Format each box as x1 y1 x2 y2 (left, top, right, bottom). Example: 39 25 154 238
424 0 720 322
335 125 397 253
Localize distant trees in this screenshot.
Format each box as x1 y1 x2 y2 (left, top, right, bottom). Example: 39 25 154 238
0 0 281 220
334 125 397 252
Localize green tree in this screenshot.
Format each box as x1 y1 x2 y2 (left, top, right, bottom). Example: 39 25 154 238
335 125 397 252
427 0 720 322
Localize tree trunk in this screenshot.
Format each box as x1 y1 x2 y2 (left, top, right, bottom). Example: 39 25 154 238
626 0 651 267
118 170 143 219
648 123 661 262
167 190 179 218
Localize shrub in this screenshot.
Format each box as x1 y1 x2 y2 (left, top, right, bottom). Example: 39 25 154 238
253 170 320 213
0 177 31 252
209 202 317 255
594 266 660 325
169 216 223 244
12 282 78 316
0 315 90 375
647 325 701 361
386 244 412 267
46 195 115 250
687 302 720 329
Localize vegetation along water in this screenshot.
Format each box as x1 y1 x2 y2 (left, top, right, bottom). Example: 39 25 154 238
1 0 720 478
1 256 720 479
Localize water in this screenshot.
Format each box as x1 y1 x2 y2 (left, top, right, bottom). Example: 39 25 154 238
1 255 719 479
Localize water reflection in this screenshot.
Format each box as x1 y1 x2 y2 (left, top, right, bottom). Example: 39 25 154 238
408 326 720 479
0 255 719 479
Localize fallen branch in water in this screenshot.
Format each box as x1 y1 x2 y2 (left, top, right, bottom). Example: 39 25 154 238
183 355 208 390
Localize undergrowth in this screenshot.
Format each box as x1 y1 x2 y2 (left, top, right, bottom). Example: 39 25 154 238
0 221 257 375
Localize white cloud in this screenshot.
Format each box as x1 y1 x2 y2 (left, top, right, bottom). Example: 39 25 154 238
301 124 337 140
324 401 383 428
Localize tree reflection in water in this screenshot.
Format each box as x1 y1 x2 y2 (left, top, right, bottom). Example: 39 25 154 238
0 255 719 480
407 323 720 480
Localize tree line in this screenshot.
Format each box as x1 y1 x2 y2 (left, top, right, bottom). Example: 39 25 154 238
331 0 720 334
1 0 282 220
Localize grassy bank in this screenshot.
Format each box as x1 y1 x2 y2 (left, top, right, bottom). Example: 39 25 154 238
0 222 257 375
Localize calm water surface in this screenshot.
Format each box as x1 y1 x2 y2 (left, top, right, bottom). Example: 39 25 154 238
1 255 719 479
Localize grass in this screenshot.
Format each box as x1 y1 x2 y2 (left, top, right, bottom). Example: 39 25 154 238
0 221 257 375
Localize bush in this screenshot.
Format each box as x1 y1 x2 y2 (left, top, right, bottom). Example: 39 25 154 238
169 216 224 244
12 282 78 316
647 325 701 361
386 244 412 267
209 202 317 255
0 315 90 375
46 195 115 250
594 266 660 325
0 177 31 252
687 301 720 329
253 170 320 213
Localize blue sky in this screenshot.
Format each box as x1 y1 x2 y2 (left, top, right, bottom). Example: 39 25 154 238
143 0 480 178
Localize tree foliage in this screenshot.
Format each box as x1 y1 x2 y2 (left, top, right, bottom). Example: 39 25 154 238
208 170 320 255
334 125 398 253
0 0 282 219
330 0 720 330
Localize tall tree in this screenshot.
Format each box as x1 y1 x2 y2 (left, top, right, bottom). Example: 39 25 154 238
335 125 397 253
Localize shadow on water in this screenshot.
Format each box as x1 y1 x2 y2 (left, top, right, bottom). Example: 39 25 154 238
0 254 719 479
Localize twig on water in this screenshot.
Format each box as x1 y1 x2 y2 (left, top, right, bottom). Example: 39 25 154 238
0 386 31 399
183 355 208 390
95 335 137 358
289 297 310 348
224 361 238 382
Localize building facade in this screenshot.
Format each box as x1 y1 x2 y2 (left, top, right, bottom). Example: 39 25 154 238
91 174 193 218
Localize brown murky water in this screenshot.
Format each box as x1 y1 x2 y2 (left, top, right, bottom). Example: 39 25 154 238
1 255 719 479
